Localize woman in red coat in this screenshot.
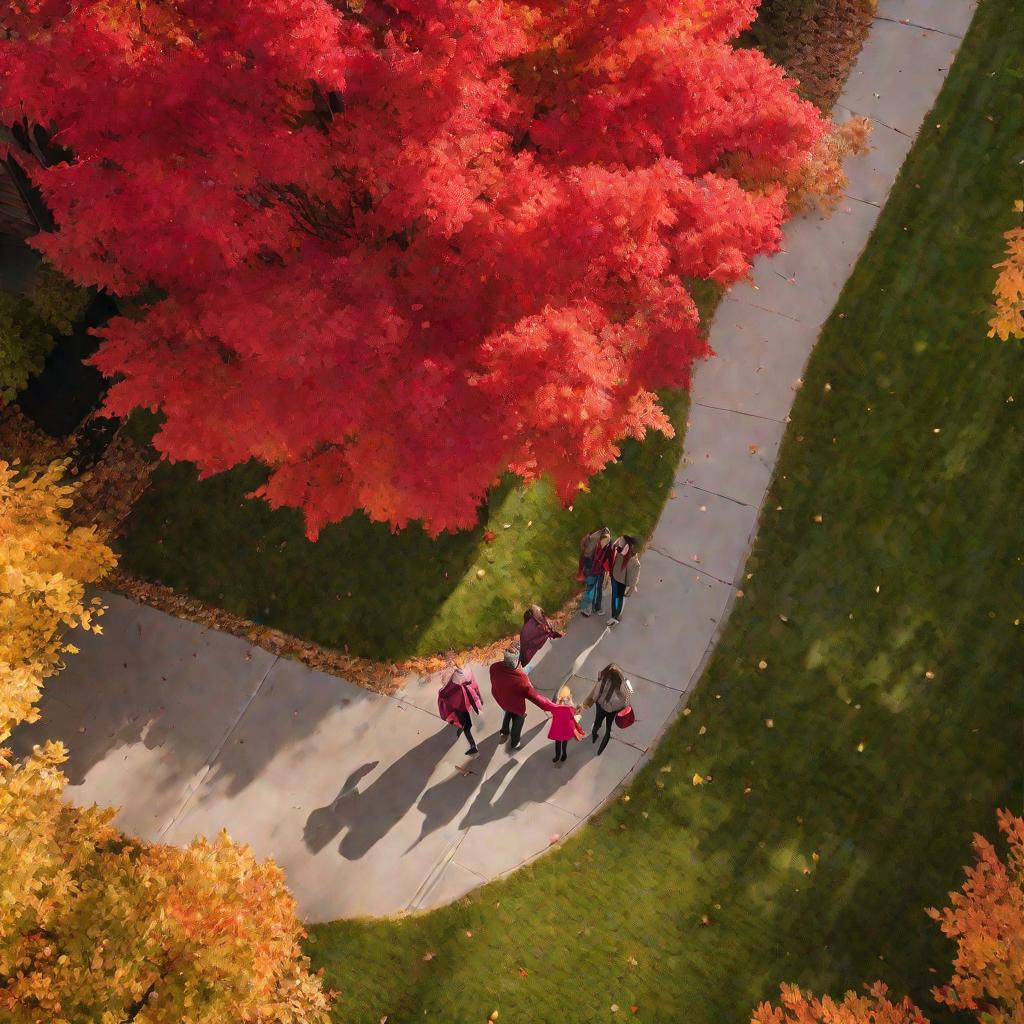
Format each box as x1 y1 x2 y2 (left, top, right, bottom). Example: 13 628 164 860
437 665 483 755
518 604 563 673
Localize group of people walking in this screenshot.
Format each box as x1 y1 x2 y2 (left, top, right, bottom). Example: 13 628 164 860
578 529 641 624
437 652 635 763
435 525 641 764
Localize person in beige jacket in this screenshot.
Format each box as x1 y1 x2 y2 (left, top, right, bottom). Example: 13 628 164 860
582 663 634 754
607 534 640 624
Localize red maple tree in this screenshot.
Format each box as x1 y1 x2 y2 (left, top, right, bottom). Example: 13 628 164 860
1 0 829 535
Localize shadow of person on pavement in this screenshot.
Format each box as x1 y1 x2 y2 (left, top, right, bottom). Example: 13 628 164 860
407 729 507 851
457 726 588 830
302 761 379 854
302 728 452 860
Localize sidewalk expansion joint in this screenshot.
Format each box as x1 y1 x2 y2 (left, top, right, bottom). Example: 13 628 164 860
156 654 281 841
647 545 734 586
844 192 882 210
676 482 753 508
691 400 786 425
873 13 965 40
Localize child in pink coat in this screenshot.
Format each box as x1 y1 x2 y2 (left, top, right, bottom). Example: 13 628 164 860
537 685 586 763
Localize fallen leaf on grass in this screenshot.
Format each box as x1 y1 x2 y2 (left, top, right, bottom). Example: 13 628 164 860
422 952 436 962
483 530 497 543
692 773 705 786
611 1005 620 1014
659 764 672 773
631 1006 639 1015
465 930 473 938
758 660 768 670
518 967 529 978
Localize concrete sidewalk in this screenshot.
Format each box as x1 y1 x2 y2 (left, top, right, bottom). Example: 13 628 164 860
11 0 976 924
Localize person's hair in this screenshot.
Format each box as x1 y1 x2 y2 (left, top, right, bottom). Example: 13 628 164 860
524 604 544 623
557 684 573 703
503 646 520 668
599 663 625 697
620 534 639 558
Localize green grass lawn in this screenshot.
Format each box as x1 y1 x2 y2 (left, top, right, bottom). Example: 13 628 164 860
307 4 1024 1022
117 389 688 660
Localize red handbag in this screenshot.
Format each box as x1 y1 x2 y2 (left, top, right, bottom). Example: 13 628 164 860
615 705 636 729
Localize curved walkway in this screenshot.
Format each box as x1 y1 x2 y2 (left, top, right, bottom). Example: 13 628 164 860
12 0 976 924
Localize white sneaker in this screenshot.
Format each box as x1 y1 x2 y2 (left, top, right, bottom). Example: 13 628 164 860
607 617 619 625
580 609 592 617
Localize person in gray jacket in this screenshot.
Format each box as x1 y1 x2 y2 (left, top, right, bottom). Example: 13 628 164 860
607 534 640 624
582 663 634 754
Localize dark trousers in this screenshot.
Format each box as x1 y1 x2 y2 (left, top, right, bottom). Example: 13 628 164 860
592 704 616 754
501 710 525 746
456 710 476 749
610 578 628 619
553 740 567 761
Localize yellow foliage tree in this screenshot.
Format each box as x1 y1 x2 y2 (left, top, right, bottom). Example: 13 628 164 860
0 458 115 741
0 461 331 1021
0 742 332 1024
989 200 1024 341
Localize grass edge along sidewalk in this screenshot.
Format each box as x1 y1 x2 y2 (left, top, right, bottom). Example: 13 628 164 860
307 4 1024 1023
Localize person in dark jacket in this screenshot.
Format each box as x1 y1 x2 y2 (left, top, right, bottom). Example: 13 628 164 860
518 604 563 674
489 646 549 750
579 527 612 616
